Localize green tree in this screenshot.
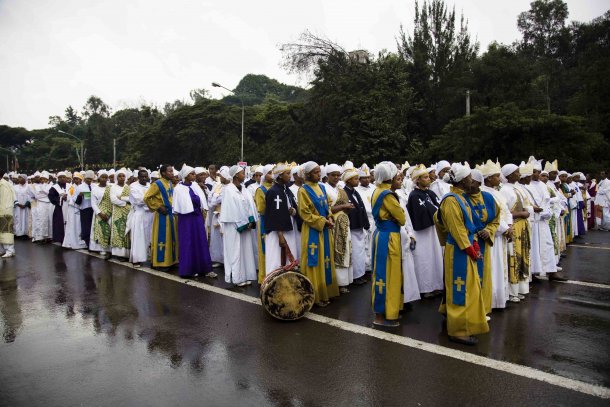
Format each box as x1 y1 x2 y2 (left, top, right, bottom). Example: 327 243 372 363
397 0 479 138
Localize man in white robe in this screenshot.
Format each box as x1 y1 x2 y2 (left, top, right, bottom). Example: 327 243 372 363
31 171 53 242
324 163 342 206
596 171 610 230
288 165 303 260
128 169 153 266
429 160 451 199
12 174 30 238
62 172 87 249
220 165 258 286
356 164 375 272
208 167 230 266
524 157 559 278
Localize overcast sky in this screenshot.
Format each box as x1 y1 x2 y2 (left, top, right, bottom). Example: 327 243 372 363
0 0 607 130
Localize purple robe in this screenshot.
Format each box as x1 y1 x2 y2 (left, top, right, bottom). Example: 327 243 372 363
177 183 212 277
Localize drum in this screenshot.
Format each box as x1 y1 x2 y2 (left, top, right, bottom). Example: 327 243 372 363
261 268 314 321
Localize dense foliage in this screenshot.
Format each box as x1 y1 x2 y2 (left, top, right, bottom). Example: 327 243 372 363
1 0 608 173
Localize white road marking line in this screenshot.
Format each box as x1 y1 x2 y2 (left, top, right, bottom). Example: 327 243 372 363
84 252 610 399
569 244 610 250
559 280 610 289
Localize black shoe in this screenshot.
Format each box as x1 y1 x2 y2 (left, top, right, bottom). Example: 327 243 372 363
352 278 366 286
449 335 478 346
548 273 568 282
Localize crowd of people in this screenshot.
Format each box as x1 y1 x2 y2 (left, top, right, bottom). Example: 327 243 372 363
0 157 609 345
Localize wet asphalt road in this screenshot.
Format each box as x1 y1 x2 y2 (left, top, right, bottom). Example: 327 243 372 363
0 232 609 406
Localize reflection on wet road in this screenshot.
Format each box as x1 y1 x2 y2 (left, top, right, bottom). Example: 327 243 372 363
0 232 609 406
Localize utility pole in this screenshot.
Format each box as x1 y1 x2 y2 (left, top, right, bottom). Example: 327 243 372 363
466 90 471 116
113 138 116 170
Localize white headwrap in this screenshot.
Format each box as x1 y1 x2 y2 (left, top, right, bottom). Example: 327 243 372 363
342 161 354 171
194 167 205 175
150 171 160 179
179 164 194 180
470 169 484 184
57 171 67 177
444 162 471 184
326 163 342 175
40 171 50 179
116 167 128 177
359 163 371 177
229 165 244 178
301 161 319 175
374 161 398 184
84 170 95 179
108 169 116 176
501 164 519 178
219 166 231 180
262 164 274 177
435 160 451 174
97 169 108 177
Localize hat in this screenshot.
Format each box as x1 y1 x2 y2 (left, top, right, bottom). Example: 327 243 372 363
435 160 451 173
528 156 542 171
325 163 342 175
301 161 319 175
229 165 244 178
519 161 534 178
342 168 359 182
374 161 398 184
84 170 95 179
150 171 160 179
272 163 290 180
179 164 194 180
544 159 558 173
444 162 471 183
470 169 484 184
410 164 428 181
479 159 502 179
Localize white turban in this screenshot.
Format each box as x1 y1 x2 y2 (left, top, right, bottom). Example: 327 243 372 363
501 164 519 178
84 170 95 179
219 166 230 180
116 167 128 177
97 169 108 177
342 161 354 171
108 169 116 176
57 171 67 177
179 164 194 180
272 163 290 180
444 162 471 183
374 161 398 184
359 163 371 177
342 168 359 182
301 161 319 175
150 171 160 179
40 171 50 179
229 165 244 178
325 163 342 175
470 169 484 184
435 160 451 174
194 167 205 175
262 164 274 176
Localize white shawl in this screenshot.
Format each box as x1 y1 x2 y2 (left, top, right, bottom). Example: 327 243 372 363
172 182 209 215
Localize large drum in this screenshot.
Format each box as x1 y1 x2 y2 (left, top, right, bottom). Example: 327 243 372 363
261 268 314 321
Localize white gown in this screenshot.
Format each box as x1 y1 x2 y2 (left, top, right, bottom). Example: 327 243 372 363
128 182 153 263
397 193 421 303
31 183 53 242
62 183 87 249
12 183 30 237
220 183 258 284
89 184 111 253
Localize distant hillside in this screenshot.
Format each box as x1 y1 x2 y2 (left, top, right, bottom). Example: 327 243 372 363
222 74 309 106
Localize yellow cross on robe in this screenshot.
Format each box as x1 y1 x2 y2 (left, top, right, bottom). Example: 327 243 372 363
158 241 165 251
454 276 465 292
309 242 318 256
324 256 330 269
375 279 385 294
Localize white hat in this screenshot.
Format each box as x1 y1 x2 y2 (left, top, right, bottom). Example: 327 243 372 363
179 164 194 180
325 163 342 175
479 159 502 179
84 170 96 179
151 171 160 179
444 162 471 183
229 165 243 178
219 166 231 180
435 160 451 173
470 169 484 184
301 161 318 175
501 164 519 178
40 171 50 179
194 167 205 175
519 161 534 178
374 161 398 184
528 156 542 171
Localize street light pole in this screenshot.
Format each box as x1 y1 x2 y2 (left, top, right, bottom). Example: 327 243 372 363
58 130 84 170
212 82 244 162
